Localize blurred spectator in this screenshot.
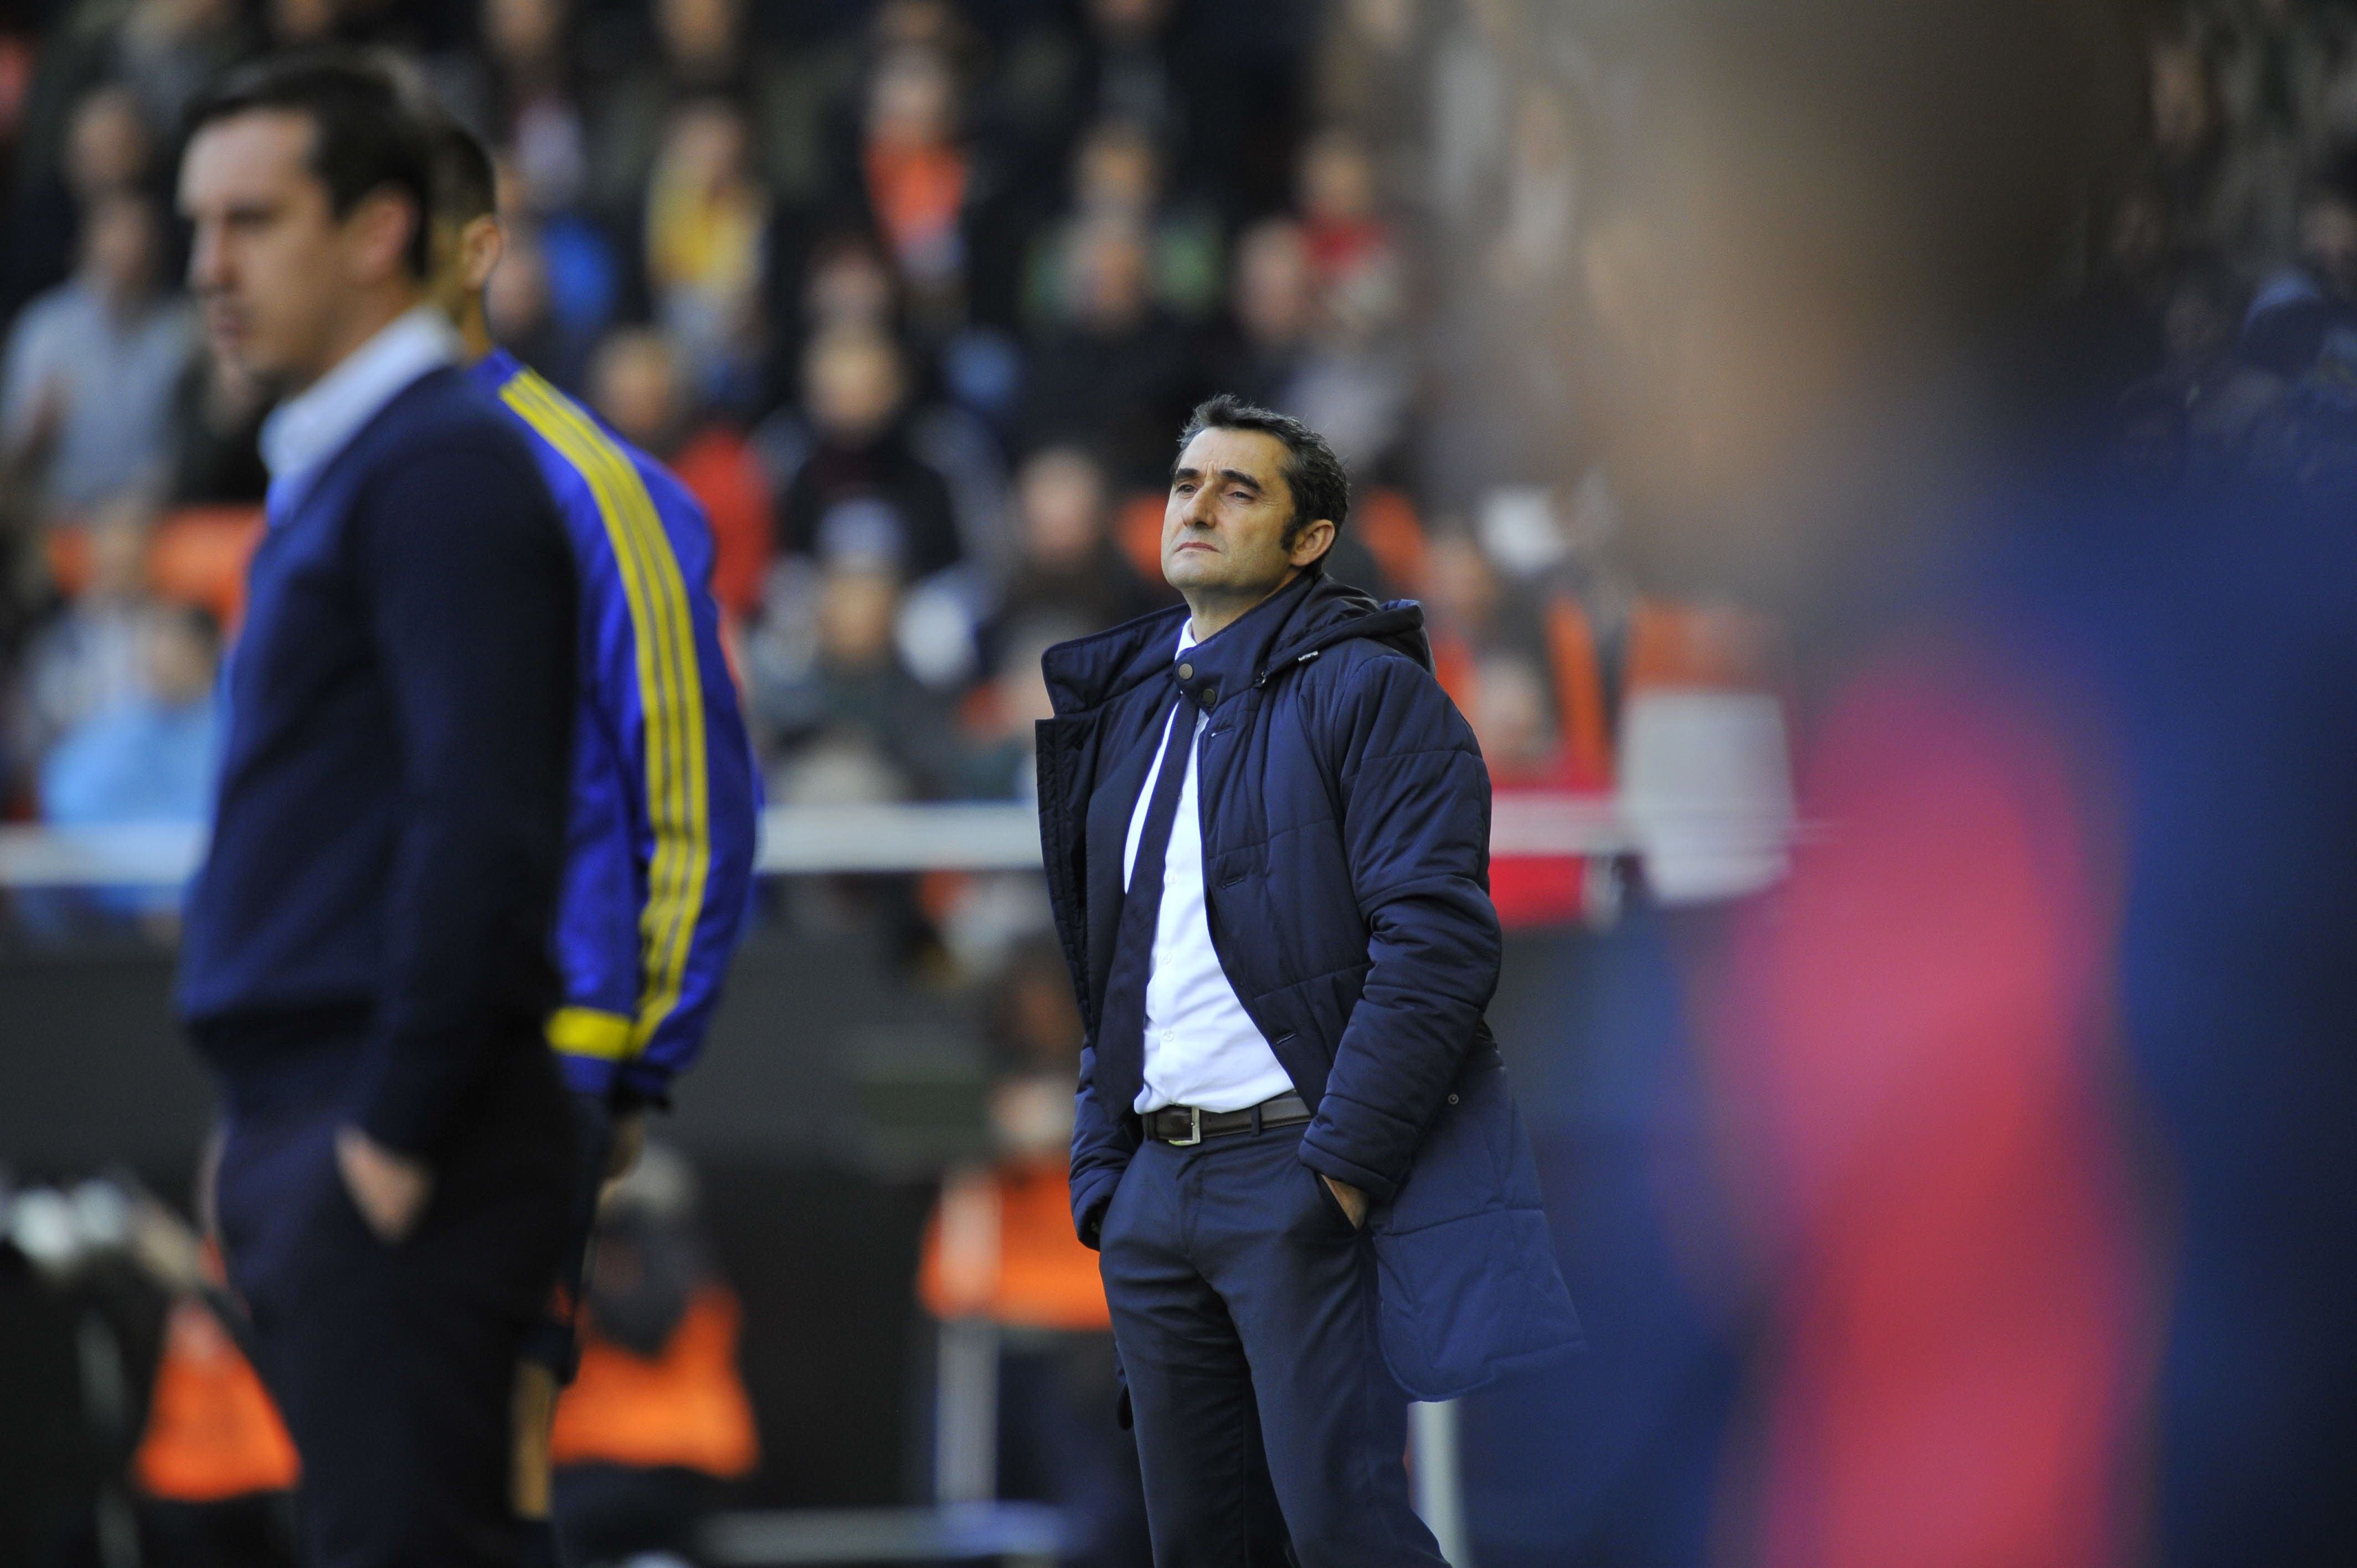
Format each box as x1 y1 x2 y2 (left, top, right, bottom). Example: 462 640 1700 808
747 552 963 802
35 602 220 933
991 446 1161 640
645 95 771 410
769 324 964 581
2158 259 2283 471
6 80 160 316
1025 120 1222 327
1019 215 1200 486
39 601 219 829
2 190 193 519
2241 155 2357 378
1295 127 1392 293
549 1143 759 1568
1083 0 1183 149
1211 216 1314 411
480 0 589 219
859 44 971 321
953 613 1076 807
1279 231 1414 480
589 325 773 621
11 503 155 776
2149 18 2300 281
1314 0 1430 209
482 219 591 391
589 0 795 223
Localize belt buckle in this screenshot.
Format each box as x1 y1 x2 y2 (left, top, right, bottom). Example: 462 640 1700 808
1170 1106 1203 1146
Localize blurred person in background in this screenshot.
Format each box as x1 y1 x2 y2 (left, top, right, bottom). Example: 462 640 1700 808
545 1142 759 1568
2240 149 2357 378
6 79 161 316
2 188 195 522
2154 257 2282 474
430 114 761 1568
482 218 592 391
1025 118 1223 329
992 445 1162 642
173 55 579 1568
644 94 770 413
918 935 1151 1567
1293 127 1391 298
856 43 973 327
587 0 794 232
588 324 773 622
747 543 964 804
1210 216 1313 413
474 0 588 222
770 322 964 580
8 502 155 787
39 601 219 834
37 601 220 932
1040 397 1577 1565
1020 213 1201 487
2148 14 2300 282
955 612 1080 806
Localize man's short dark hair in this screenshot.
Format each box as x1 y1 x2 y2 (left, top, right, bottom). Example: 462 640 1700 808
1176 395 1349 561
426 112 497 226
184 51 435 279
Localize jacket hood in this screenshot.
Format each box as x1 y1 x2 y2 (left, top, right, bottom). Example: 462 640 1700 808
1041 570 1430 718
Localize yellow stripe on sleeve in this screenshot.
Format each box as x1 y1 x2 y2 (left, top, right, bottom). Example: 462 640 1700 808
499 369 713 1058
547 1005 636 1060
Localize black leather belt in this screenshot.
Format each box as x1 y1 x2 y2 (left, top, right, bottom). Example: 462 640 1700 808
1143 1092 1311 1146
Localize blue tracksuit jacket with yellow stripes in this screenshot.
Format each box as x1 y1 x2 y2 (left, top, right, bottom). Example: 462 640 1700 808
471 348 759 1104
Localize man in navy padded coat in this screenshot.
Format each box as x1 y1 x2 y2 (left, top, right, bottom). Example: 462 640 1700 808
1035 395 1579 1566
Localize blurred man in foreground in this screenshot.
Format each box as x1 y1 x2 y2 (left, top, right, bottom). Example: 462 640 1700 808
425 115 760 1568
1036 396 1578 1565
174 54 579 1568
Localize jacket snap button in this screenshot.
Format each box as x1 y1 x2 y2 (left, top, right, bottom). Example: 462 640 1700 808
1177 663 1193 679
1200 687 1218 706
1447 1092 1460 1105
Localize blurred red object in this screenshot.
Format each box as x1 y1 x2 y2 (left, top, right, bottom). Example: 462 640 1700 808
1706 647 2152 1568
671 425 771 620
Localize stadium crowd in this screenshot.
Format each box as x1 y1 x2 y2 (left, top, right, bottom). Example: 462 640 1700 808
3 0 2357 937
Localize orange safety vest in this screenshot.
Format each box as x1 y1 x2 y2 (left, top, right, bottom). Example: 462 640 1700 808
133 1296 300 1503
917 1157 1113 1332
549 1285 760 1478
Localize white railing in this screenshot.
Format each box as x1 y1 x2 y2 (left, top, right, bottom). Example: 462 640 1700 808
0 794 1801 890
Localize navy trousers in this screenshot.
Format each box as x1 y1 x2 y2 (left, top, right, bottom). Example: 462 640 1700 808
1097 1122 1448 1568
214 1035 574 1568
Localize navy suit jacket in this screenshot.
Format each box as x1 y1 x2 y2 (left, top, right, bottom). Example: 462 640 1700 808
180 367 577 1158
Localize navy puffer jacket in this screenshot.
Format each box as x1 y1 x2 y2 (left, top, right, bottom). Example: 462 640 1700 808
1037 570 1580 1398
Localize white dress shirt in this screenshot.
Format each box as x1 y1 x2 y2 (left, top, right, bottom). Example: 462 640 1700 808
259 302 461 517
1124 622 1296 1114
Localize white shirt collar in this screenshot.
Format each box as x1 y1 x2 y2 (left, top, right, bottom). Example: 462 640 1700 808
1175 620 1200 658
260 303 460 508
